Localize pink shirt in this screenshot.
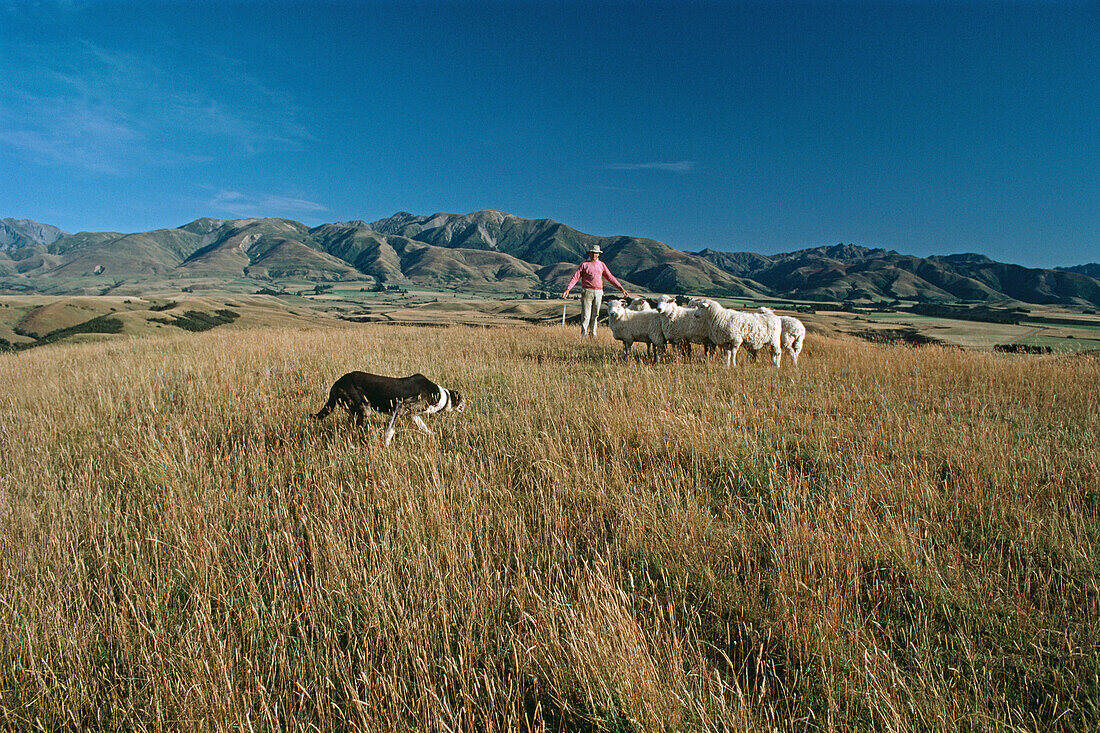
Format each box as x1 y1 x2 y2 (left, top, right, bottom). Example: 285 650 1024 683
565 259 625 293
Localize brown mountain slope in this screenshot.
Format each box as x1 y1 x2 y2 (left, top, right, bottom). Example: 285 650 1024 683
3 212 1099 307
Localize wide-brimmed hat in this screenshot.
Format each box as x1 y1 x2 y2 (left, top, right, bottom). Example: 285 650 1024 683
586 245 603 254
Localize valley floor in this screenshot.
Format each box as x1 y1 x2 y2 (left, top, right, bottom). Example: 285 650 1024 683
4 290 1100 355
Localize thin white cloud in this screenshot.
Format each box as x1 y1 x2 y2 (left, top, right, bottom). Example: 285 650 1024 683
604 161 698 173
0 41 312 174
203 189 329 219
594 184 646 193
2 1 82 16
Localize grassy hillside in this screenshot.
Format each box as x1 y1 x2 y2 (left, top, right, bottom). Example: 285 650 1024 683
1 325 1097 730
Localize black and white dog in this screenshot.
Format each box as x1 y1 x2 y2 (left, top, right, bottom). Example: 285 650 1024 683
313 371 464 446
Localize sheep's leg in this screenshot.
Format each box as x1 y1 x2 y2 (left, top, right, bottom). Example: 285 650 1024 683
622 340 632 360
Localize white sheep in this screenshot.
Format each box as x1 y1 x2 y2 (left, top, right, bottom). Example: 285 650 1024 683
690 299 782 367
628 298 656 358
758 307 806 365
607 298 665 362
655 294 709 358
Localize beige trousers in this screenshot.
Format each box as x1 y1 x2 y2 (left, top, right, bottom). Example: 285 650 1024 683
581 288 603 336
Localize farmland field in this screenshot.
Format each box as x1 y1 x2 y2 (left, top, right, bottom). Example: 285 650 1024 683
831 310 1100 353
1 323 1098 731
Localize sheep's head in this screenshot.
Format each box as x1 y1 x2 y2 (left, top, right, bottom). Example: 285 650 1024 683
690 299 720 322
606 299 627 318
627 297 652 311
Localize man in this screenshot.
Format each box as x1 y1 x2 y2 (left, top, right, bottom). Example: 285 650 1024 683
562 245 629 337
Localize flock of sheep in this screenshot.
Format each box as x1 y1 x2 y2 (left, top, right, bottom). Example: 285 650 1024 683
605 295 806 367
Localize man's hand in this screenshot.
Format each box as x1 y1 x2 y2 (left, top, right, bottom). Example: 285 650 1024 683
562 290 571 299
621 291 630 298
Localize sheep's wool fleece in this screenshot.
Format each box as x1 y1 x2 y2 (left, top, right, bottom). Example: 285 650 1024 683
658 301 707 342
700 301 780 349
608 302 663 344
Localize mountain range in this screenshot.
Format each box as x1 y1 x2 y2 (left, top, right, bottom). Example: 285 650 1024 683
2 213 1099 307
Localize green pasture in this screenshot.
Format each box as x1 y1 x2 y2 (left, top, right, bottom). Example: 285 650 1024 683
1013 334 1100 353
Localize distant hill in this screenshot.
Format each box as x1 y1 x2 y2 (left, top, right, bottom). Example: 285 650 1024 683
1059 263 1100 279
364 211 787 297
695 243 1100 307
1 218 69 249
2 211 1099 307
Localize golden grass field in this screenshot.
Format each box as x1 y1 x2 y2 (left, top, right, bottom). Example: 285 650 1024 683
1 323 1098 731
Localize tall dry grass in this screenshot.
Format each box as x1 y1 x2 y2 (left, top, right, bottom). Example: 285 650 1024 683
1 324 1097 731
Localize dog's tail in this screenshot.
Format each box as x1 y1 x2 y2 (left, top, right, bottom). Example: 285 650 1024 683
313 393 338 420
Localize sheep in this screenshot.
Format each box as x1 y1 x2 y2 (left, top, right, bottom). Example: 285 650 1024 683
690 299 782 367
758 307 806 365
655 294 709 359
684 297 721 357
626 297 657 357
606 298 665 362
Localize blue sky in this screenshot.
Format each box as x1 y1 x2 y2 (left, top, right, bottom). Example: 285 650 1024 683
1 1 1097 267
